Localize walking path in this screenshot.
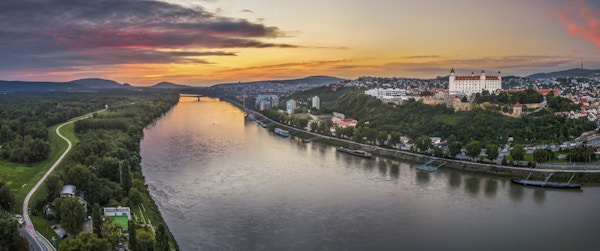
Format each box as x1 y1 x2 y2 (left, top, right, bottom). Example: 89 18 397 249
21 112 100 251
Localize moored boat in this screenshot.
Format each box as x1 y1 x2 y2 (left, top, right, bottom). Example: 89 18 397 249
510 173 582 189
336 147 372 158
274 128 290 137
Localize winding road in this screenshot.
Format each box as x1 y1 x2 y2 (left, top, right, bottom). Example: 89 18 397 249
21 113 96 251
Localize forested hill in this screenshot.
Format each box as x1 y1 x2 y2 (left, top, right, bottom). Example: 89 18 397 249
320 89 596 145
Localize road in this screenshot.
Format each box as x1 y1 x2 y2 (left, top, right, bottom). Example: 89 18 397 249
21 113 97 251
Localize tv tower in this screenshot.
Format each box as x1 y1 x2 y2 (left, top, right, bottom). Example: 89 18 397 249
581 58 583 69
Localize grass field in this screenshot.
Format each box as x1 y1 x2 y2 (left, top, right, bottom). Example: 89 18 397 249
0 123 70 214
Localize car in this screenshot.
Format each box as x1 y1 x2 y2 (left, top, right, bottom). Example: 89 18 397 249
52 225 58 229
61 234 67 239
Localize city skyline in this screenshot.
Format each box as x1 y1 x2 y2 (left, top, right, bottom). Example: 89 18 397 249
1 0 599 86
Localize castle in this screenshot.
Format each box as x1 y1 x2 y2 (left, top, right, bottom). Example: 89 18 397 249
449 68 501 96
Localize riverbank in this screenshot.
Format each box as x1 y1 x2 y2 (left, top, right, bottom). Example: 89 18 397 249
223 97 600 184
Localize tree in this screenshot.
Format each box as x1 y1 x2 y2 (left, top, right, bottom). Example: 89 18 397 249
465 140 481 161
414 135 432 153
0 211 25 251
66 164 91 192
129 220 138 251
511 144 525 165
122 160 132 196
485 144 499 162
128 188 143 207
60 197 86 235
154 224 170 251
533 149 552 164
58 232 111 251
448 141 463 158
137 232 154 251
45 174 64 202
92 203 102 237
0 182 15 211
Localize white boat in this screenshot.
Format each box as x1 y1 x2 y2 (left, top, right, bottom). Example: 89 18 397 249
274 128 290 137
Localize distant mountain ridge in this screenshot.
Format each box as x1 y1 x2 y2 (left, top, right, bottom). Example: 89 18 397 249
150 82 190 89
526 68 600 80
68 78 124 89
213 76 344 88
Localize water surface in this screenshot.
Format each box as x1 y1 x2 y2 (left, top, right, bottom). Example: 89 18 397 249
141 97 599 250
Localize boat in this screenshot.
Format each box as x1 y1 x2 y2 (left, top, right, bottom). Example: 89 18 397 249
416 160 445 172
274 128 290 137
336 147 372 158
510 173 582 189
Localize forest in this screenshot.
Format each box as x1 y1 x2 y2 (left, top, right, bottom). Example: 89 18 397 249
0 90 180 250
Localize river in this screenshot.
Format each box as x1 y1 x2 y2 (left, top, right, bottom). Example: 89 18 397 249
141 97 599 250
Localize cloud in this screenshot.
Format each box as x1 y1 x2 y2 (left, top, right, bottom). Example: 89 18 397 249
555 0 600 50
0 0 296 72
242 9 254 13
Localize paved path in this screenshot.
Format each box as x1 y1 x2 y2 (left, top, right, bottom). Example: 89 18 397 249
21 112 97 251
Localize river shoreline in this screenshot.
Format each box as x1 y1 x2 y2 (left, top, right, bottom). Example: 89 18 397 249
223 97 600 184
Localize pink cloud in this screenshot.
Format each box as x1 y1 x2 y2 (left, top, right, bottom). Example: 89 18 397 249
555 0 600 50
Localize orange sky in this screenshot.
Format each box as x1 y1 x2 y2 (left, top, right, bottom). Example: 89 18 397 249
1 0 599 86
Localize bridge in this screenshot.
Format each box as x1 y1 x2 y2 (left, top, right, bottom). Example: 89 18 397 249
179 93 203 101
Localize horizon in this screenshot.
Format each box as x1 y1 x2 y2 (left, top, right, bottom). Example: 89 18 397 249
1 0 600 86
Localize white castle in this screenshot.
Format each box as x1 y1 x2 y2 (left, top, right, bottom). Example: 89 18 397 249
449 68 501 96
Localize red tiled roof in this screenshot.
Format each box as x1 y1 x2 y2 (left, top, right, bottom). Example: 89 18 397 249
454 76 499 81
514 102 522 108
455 76 481 80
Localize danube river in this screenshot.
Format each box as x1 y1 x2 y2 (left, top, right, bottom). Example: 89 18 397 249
141 97 599 250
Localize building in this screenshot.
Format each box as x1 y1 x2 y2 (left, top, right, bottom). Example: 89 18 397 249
312 96 320 110
104 206 131 220
449 69 501 96
59 184 87 212
513 102 523 117
364 88 410 104
60 185 76 198
286 99 297 115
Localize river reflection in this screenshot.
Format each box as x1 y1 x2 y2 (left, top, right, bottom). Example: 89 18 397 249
141 98 600 251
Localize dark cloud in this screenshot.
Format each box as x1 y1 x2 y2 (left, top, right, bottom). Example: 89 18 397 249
0 0 295 72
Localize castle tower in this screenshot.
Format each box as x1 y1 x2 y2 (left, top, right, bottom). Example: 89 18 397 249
480 70 485 80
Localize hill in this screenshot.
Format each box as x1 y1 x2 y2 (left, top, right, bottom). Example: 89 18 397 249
0 80 80 92
69 78 124 89
150 82 190 89
526 68 600 80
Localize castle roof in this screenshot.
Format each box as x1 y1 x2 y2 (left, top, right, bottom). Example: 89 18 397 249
455 76 499 81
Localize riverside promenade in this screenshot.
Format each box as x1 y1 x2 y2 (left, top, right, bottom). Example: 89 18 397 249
224 97 600 183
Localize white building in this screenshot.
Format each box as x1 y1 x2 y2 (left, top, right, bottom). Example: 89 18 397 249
286 99 297 115
449 69 501 96
103 206 131 220
364 88 410 104
312 96 320 110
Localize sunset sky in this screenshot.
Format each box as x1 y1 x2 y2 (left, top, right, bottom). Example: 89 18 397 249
1 0 599 86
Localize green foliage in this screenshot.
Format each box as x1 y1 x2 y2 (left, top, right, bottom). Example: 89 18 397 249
320 91 595 146
59 197 86 235
448 142 463 158
532 148 552 163
58 232 111 251
45 174 64 203
567 146 597 162
0 211 24 251
128 188 143 207
155 223 170 251
547 96 580 112
0 182 15 211
129 220 138 251
414 135 432 153
92 203 102 237
138 232 155 251
485 144 499 161
465 141 482 161
510 144 525 165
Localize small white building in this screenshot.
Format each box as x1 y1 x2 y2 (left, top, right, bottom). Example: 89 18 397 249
60 185 76 198
286 99 297 115
103 206 131 220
